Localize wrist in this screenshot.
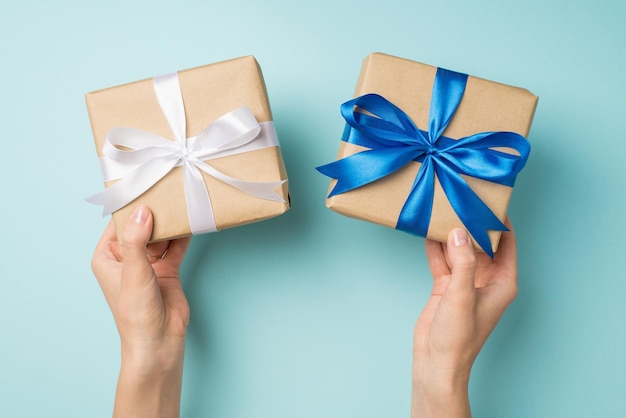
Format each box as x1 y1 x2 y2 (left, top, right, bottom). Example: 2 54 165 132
411 358 472 418
120 336 186 376
114 342 185 418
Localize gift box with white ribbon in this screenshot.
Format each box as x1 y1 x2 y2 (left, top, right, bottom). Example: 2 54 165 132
86 56 290 241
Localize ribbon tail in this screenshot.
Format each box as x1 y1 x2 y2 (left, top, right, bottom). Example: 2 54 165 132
435 162 507 258
194 160 286 202
317 146 424 197
396 158 435 237
86 155 180 216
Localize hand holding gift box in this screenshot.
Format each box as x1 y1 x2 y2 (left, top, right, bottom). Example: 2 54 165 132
86 56 290 242
317 53 538 256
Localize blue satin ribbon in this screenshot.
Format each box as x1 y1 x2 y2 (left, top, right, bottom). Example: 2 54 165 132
316 68 530 257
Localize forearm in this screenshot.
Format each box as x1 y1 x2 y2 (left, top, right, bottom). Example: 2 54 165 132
113 342 185 418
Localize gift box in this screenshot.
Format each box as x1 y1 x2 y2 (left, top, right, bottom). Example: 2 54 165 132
317 53 538 256
86 56 290 242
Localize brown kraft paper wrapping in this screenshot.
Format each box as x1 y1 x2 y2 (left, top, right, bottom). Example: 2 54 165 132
86 56 290 242
325 52 538 253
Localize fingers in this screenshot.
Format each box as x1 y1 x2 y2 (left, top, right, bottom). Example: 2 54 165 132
444 228 477 302
489 217 519 304
425 238 450 279
96 219 118 247
92 220 120 292
145 240 171 262
92 220 118 263
494 217 518 269
164 237 192 267
121 204 156 290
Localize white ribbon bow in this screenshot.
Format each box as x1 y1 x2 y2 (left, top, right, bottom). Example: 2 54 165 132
87 73 286 234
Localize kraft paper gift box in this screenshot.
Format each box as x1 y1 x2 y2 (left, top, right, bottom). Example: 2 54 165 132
317 53 538 256
86 56 290 242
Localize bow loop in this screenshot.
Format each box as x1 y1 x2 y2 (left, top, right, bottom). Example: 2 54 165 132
342 94 426 147
191 107 262 156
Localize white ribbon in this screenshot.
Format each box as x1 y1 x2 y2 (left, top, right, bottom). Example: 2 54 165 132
87 73 286 234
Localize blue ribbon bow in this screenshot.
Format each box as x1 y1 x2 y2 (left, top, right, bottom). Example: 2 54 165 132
316 68 530 257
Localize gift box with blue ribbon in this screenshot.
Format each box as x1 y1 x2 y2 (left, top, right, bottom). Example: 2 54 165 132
86 56 290 242
317 53 538 256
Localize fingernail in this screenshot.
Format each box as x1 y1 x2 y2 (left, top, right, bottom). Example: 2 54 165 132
132 204 148 224
453 228 470 247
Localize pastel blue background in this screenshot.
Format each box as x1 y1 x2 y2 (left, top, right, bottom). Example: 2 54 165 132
1 0 624 416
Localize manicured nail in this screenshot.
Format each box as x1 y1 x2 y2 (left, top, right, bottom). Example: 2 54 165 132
453 228 470 247
132 204 148 224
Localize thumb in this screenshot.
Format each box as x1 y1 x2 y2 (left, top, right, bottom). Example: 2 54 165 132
121 204 155 289
444 228 477 304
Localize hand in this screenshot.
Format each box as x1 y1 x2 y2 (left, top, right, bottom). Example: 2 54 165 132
411 219 518 418
92 204 191 418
